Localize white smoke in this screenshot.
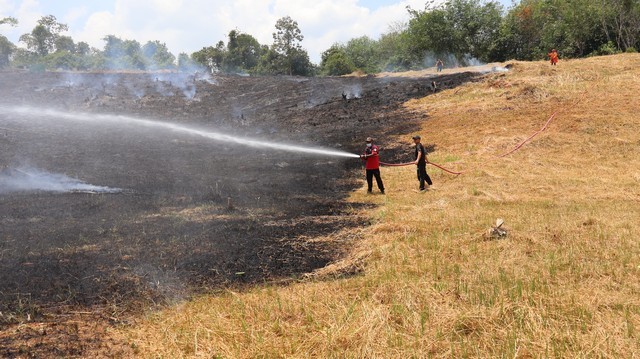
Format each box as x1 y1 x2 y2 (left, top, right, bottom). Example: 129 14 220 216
343 84 362 99
194 71 218 85
0 167 122 194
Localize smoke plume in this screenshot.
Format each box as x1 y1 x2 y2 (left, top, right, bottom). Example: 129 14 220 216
0 167 122 194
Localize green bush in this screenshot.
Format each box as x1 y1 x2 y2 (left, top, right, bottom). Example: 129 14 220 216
597 41 619 56
625 47 638 53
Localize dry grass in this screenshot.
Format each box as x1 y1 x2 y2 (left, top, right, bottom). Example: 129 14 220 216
116 54 640 357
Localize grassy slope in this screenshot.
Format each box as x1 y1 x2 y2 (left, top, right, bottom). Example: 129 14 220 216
118 54 640 357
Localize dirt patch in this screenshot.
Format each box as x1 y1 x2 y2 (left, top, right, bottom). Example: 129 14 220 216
0 70 478 356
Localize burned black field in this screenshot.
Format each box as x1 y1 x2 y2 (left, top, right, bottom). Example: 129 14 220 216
0 70 476 356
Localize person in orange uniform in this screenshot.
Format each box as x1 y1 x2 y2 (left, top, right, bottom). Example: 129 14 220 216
360 137 385 194
548 49 559 66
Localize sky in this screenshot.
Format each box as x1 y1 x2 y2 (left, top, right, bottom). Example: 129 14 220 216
0 0 514 63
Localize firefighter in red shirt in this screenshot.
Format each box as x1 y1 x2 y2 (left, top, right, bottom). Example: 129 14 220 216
360 137 385 194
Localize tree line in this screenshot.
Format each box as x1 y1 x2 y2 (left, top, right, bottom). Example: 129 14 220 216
0 14 314 75
1 0 639 75
320 0 640 75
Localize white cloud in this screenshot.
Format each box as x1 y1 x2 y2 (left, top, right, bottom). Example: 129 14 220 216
61 5 87 26
0 0 16 14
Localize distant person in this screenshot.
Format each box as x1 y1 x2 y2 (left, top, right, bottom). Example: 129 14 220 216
436 59 444 72
548 49 559 66
413 135 432 191
360 137 385 194
430 81 437 93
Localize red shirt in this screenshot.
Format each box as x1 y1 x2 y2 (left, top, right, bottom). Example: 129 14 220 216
364 144 380 170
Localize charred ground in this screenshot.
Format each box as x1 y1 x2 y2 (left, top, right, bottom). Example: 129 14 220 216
0 70 477 356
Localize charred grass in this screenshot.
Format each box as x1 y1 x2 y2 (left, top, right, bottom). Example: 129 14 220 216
120 54 640 357
0 71 485 356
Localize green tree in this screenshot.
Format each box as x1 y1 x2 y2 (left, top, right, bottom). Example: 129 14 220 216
255 48 283 74
377 25 414 71
102 35 147 69
142 40 176 69
225 30 263 72
491 0 615 60
44 50 78 70
601 0 640 51
178 52 199 71
0 17 18 27
192 41 227 72
320 44 355 76
54 35 75 53
406 0 503 64
11 48 39 68
289 48 315 76
0 17 18 68
0 35 16 67
76 41 91 56
271 16 312 75
19 15 69 57
344 36 379 73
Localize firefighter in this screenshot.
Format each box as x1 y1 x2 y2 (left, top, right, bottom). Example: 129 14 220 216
360 137 385 194
413 135 433 191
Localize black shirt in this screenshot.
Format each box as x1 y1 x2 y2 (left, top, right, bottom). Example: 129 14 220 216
415 143 426 165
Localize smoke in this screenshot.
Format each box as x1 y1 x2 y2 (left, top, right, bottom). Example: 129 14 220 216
422 52 487 69
490 66 509 73
419 52 510 74
342 84 362 99
149 71 217 100
48 66 218 103
194 71 218 85
152 72 195 99
124 80 146 99
0 167 122 194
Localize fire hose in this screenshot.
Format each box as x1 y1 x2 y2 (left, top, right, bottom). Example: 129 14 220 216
498 93 585 158
368 107 562 176
498 111 558 158
363 92 586 176
379 160 463 175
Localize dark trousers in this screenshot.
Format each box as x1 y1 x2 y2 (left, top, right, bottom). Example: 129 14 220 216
417 164 432 189
366 169 384 192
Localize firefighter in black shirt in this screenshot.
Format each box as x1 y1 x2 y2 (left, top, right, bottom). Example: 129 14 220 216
413 135 433 191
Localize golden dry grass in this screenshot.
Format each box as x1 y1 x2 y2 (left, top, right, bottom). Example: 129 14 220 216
115 54 640 358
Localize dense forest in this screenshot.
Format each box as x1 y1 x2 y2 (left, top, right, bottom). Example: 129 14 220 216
1 0 639 75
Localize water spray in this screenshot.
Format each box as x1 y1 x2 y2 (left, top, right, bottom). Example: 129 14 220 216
0 106 360 159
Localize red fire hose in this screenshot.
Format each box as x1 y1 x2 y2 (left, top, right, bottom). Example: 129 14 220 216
379 161 463 175
499 94 585 158
498 111 558 158
371 93 585 176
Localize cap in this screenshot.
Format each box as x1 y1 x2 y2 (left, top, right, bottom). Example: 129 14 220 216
366 137 373 142
412 135 421 140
